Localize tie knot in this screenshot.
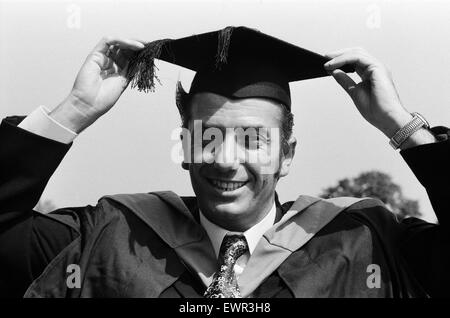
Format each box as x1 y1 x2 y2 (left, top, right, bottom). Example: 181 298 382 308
218 234 248 266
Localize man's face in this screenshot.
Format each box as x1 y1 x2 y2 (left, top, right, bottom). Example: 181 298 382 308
184 92 296 231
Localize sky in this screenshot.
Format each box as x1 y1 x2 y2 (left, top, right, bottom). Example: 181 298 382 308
1 0 449 222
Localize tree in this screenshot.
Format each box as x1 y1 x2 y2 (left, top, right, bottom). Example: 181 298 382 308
320 171 421 220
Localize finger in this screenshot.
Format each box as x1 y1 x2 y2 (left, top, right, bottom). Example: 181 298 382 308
101 67 116 77
107 45 119 57
324 52 375 72
324 48 355 59
106 38 145 51
104 56 114 69
117 49 136 77
89 52 114 70
105 46 135 72
101 64 120 77
330 69 357 98
323 47 368 59
92 37 145 55
114 48 132 70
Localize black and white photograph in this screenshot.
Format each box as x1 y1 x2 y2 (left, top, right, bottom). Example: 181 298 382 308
0 0 449 304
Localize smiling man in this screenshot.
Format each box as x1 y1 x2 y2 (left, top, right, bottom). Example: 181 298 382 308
187 93 290 232
0 27 449 298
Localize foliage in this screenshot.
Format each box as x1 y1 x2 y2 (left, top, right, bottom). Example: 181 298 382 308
320 171 420 219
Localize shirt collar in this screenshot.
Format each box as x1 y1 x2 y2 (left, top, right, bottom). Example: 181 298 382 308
199 203 277 258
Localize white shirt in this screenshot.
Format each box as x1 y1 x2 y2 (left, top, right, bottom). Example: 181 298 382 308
18 106 78 144
19 106 277 278
199 204 276 277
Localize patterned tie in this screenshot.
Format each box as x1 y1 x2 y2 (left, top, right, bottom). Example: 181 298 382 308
204 234 249 298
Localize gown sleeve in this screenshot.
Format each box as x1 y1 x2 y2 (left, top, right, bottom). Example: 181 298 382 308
0 116 85 297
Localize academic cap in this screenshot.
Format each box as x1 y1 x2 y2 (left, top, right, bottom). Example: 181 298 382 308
126 26 354 110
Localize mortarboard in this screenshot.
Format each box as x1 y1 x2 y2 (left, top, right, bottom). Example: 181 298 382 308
126 26 354 110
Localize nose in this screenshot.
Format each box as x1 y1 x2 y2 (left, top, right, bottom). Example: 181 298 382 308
213 130 241 171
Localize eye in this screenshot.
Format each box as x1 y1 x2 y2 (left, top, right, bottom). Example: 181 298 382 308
201 127 223 151
241 133 260 150
203 134 216 147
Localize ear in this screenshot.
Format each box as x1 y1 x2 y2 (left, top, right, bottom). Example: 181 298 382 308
279 136 297 178
180 129 191 171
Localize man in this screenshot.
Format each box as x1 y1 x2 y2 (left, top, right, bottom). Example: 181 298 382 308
0 26 448 298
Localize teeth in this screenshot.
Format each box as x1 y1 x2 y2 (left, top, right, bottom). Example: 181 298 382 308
210 179 246 191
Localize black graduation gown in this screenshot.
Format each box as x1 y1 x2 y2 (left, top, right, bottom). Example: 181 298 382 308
0 116 449 298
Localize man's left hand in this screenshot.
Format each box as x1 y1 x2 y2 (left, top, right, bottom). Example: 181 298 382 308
324 48 412 139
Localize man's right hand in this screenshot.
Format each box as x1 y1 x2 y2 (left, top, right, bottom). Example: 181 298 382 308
50 37 145 133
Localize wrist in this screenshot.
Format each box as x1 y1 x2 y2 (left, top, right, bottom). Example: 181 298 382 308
49 95 97 133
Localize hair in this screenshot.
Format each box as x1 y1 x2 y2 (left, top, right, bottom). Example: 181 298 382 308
175 82 294 154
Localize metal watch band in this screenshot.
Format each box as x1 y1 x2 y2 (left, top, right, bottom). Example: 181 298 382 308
389 112 430 149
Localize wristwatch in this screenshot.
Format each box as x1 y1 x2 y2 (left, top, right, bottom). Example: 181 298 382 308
389 112 430 149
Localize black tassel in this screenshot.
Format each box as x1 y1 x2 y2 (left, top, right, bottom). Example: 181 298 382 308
127 27 235 93
215 26 234 69
127 39 171 93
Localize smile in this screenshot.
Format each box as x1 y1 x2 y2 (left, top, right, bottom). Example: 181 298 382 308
207 179 247 191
